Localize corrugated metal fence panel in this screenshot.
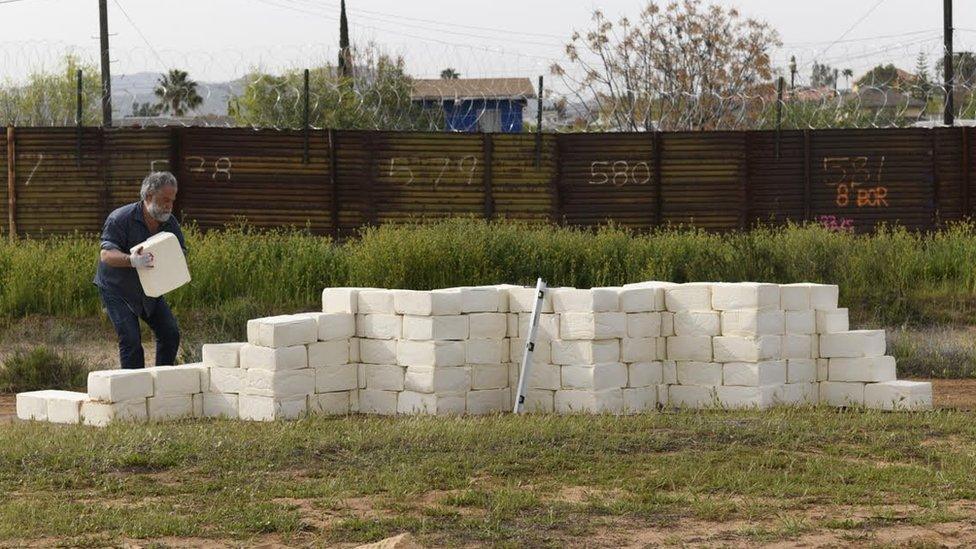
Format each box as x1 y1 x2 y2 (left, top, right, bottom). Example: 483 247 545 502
810 128 933 232
934 127 965 223
4 127 976 237
333 131 370 237
12 128 103 237
661 132 746 230
105 128 172 214
372 131 486 222
968 128 976 219
491 134 555 222
747 130 806 225
178 127 333 234
557 133 657 227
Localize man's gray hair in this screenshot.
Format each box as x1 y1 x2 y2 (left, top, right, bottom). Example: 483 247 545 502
140 171 178 201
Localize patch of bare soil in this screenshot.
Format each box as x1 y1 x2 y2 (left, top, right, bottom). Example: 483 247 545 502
930 378 976 411
584 500 976 548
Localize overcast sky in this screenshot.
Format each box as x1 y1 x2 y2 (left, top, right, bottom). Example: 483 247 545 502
1 0 972 85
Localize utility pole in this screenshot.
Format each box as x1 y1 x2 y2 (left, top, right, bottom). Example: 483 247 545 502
944 0 954 126
99 0 112 127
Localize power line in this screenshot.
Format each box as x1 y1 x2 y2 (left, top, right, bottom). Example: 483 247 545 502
293 0 567 41
250 0 559 63
111 0 168 71
816 34 941 65
782 28 938 47
815 0 890 59
272 0 568 49
787 34 942 77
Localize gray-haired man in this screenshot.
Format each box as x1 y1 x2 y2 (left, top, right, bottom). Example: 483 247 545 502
93 171 187 369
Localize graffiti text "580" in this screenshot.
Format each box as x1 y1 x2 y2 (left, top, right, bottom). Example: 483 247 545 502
589 160 651 187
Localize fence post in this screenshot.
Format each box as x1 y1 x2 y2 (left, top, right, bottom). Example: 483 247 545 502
482 133 494 219
303 68 310 165
654 131 663 227
6 125 15 240
328 129 340 239
76 69 83 168
803 129 811 221
963 126 970 218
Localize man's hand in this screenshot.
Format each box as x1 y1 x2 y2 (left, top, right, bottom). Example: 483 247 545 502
129 247 155 269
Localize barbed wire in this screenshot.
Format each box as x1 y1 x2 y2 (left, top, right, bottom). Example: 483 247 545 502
2 35 976 131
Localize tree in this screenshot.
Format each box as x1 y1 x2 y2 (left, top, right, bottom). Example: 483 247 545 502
0 54 102 126
761 98 888 130
935 51 976 88
550 0 781 131
229 43 439 130
955 52 976 86
153 69 203 117
130 102 161 117
913 50 932 100
856 64 904 90
842 68 854 90
338 0 352 78
440 68 460 80
810 62 837 89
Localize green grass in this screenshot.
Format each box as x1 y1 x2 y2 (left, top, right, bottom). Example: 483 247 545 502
3 219 976 327
888 327 976 378
0 346 89 392
1 408 975 545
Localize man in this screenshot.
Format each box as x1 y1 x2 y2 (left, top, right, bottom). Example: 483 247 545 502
94 171 187 369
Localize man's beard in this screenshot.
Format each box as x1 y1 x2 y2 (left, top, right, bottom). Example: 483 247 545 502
147 201 172 222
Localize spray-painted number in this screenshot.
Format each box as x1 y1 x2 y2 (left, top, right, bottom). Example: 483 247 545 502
388 156 478 188
185 156 233 181
150 157 233 181
822 156 887 208
589 160 651 187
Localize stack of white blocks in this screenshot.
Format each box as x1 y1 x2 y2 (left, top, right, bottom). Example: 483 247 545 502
343 285 517 416
16 363 208 426
16 282 933 426
207 309 361 421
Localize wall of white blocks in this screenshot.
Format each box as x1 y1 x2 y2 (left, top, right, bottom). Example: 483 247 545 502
16 282 933 426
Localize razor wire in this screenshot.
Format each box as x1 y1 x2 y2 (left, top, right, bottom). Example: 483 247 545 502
2 30 976 131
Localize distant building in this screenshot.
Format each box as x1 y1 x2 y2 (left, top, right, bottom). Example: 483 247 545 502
850 88 926 119
411 77 536 132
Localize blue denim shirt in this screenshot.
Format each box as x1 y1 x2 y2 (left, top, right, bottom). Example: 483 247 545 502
93 201 187 316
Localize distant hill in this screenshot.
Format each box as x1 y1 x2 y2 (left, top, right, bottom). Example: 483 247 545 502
111 72 244 118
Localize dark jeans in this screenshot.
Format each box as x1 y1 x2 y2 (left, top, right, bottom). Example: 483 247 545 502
98 287 180 369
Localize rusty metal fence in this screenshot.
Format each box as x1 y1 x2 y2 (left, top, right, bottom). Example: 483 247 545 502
2 126 972 238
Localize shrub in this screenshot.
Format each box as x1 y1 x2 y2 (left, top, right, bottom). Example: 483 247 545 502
0 346 89 392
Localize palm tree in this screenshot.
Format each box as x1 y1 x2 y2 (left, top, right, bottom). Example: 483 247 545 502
842 68 854 90
154 69 203 117
440 68 460 80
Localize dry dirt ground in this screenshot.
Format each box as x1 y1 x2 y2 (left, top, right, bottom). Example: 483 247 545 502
8 499 976 548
